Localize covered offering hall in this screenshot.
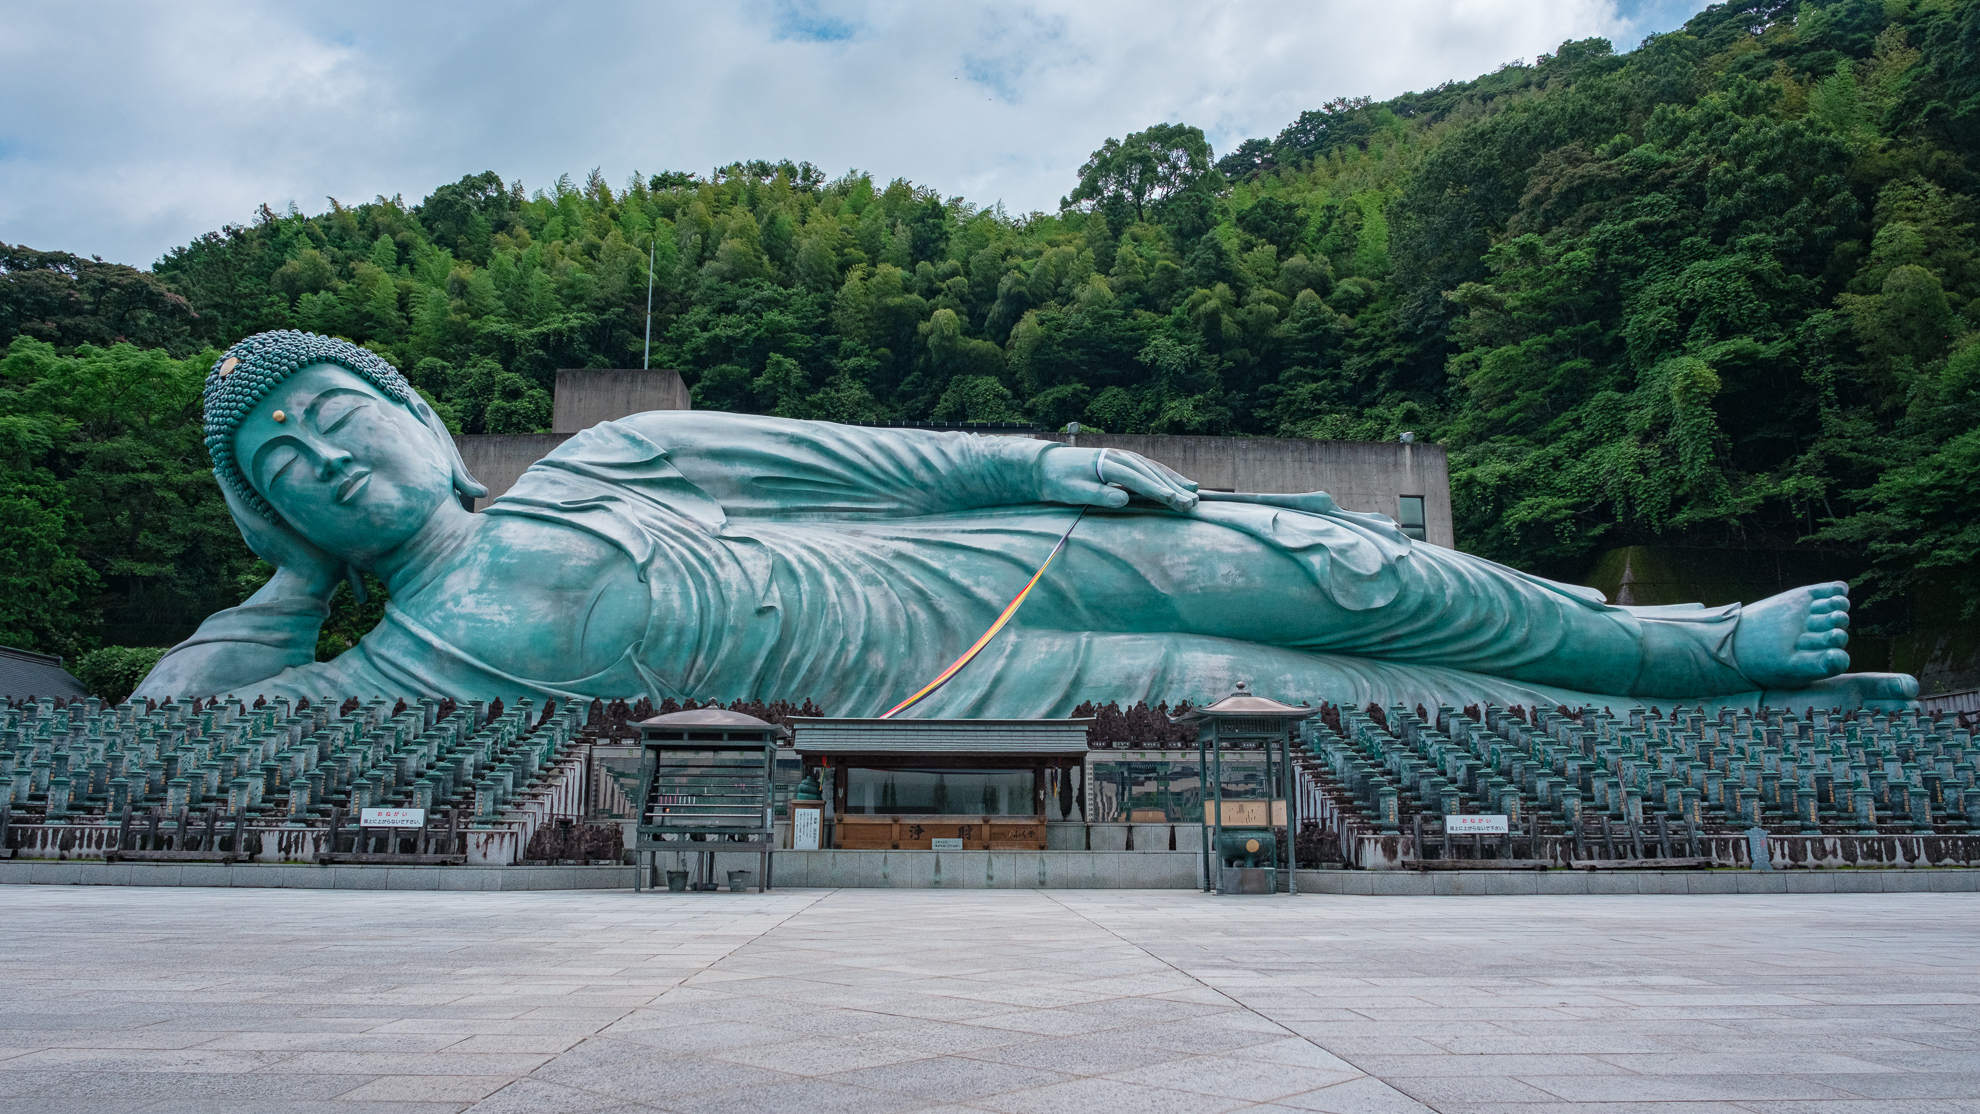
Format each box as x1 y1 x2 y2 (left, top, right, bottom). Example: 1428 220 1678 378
787 717 1090 851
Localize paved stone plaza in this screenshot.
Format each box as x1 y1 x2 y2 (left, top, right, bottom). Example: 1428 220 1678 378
1 887 1977 1113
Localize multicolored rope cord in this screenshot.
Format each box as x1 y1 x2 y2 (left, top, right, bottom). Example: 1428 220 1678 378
878 506 1088 719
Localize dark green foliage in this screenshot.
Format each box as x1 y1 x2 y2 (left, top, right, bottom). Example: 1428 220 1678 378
0 338 257 655
1 243 199 355
73 645 166 704
1 0 1977 656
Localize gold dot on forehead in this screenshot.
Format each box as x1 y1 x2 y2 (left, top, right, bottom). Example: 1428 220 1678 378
218 356 239 378
272 410 287 423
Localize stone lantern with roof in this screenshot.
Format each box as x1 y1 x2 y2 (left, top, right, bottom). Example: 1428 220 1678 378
1173 682 1317 895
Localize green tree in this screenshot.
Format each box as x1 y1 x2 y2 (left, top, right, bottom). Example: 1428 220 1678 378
1063 123 1224 224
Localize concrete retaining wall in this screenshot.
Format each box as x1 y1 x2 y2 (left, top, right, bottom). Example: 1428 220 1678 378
1041 432 1453 547
553 369 689 433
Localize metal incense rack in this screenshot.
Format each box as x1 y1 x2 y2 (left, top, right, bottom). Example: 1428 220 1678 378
632 708 784 893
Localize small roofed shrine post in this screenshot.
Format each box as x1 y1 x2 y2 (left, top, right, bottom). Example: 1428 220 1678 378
1176 683 1316 895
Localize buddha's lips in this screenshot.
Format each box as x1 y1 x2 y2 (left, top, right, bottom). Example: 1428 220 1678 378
334 470 371 504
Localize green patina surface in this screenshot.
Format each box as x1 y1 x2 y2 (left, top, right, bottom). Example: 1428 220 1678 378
137 332 1919 715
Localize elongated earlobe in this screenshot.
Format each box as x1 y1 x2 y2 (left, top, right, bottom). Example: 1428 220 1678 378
415 400 487 501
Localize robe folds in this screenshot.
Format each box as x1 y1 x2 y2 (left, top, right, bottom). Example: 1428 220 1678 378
146 414 1769 714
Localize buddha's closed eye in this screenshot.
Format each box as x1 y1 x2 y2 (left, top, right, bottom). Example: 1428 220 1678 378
315 395 369 432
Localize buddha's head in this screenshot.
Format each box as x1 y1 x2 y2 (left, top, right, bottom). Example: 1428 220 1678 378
205 331 486 563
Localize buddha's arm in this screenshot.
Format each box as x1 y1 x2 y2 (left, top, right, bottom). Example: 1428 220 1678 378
134 567 333 698
614 411 1074 517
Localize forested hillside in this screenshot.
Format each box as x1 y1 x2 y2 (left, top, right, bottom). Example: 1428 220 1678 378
2 0 1976 683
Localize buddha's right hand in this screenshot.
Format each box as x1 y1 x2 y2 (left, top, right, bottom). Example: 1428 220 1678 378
1038 445 1200 512
223 483 344 599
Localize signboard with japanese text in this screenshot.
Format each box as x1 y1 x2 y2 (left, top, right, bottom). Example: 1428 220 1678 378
792 805 821 850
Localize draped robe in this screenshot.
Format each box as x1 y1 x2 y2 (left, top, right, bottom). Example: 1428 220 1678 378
144 414 1776 713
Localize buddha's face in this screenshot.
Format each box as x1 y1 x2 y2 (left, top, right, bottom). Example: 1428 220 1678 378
233 363 453 562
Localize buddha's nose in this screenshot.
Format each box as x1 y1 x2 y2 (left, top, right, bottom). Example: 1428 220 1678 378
317 444 355 479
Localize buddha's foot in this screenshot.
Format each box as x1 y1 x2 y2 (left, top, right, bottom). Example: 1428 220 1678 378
1732 581 1852 689
1761 672 1920 711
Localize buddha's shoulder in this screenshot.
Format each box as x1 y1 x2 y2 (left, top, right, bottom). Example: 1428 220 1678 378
479 513 635 567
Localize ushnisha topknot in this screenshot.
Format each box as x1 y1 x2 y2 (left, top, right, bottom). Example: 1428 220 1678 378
203 330 419 524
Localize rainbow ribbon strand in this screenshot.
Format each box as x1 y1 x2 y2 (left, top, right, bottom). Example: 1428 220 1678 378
879 507 1087 719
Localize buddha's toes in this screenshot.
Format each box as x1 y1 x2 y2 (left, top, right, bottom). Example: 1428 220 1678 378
1732 581 1853 689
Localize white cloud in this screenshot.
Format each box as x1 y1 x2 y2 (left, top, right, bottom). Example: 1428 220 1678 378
0 0 1688 266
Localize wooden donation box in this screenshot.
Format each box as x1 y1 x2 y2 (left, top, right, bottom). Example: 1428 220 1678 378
787 718 1092 851
632 708 785 892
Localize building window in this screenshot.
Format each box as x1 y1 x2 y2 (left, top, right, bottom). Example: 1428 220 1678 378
1397 495 1427 540
843 768 1034 815
1086 758 1272 823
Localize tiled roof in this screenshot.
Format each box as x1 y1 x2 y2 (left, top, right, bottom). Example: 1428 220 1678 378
0 646 87 699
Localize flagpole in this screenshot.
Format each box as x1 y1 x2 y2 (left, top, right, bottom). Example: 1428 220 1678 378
642 238 656 369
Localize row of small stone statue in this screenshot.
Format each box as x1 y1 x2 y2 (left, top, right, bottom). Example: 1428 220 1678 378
2 694 582 826
1313 703 1978 835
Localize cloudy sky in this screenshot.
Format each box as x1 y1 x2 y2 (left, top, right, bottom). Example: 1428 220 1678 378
0 0 1703 268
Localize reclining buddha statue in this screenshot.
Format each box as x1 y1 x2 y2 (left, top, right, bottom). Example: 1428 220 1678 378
136 331 1918 714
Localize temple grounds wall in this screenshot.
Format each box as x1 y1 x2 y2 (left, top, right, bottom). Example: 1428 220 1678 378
1036 432 1453 548
552 368 690 433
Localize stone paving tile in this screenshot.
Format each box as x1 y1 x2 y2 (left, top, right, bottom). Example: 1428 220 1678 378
1349 1051 1641 1077
1527 1073 1868 1101
1734 1102 1980 1114
954 1036 1172 1076
272 1050 555 1076
1383 1074 1569 1104
1267 1074 1440 1112
9 1069 364 1103
822 1055 1075 1101
704 1033 939 1074
1794 1071 1980 1098
1415 1105 1752 1114
460 1077 665 1114
148 1103 471 1114
972 1075 1255 1114
195 1031 466 1053
661 1076 933 1114
0 1047 299 1073
1099 1053 1361 1101
334 1074 515 1102
847 1019 1042 1055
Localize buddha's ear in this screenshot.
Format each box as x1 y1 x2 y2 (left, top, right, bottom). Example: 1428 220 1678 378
408 392 488 502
